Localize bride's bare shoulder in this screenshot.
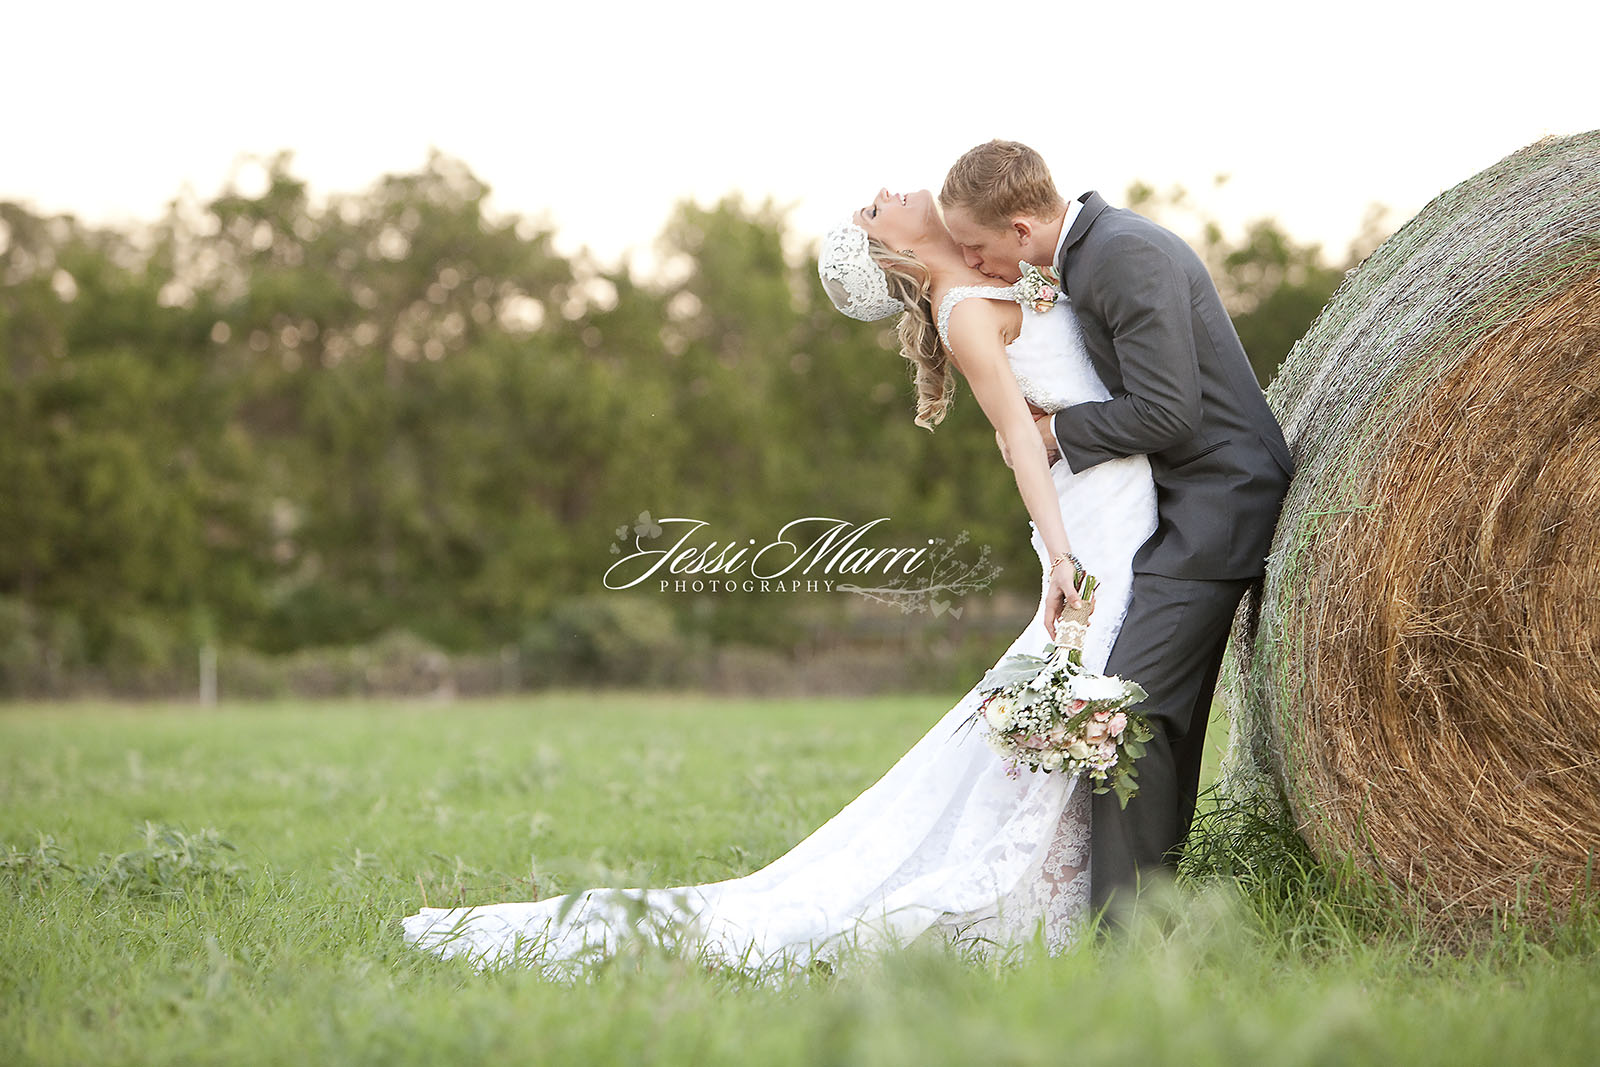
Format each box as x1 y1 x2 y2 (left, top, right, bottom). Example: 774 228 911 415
934 287 1022 361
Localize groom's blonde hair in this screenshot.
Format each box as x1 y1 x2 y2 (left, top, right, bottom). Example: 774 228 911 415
940 140 1066 231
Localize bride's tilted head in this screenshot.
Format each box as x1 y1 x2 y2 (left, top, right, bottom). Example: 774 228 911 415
818 189 960 431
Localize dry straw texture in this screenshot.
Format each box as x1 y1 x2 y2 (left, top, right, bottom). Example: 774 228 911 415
1221 130 1600 918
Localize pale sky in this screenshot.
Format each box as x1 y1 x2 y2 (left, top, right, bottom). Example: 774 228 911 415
5 0 1597 275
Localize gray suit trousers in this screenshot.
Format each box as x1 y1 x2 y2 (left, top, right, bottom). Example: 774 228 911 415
1090 572 1251 916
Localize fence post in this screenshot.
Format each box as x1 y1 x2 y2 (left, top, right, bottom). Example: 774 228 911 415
199 643 217 707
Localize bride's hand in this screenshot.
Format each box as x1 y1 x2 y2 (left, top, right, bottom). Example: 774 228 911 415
1043 562 1094 640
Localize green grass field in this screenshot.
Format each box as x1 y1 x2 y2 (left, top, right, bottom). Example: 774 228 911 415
3 693 1598 1065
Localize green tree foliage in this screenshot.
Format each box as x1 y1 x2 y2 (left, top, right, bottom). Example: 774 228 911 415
0 157 1385 690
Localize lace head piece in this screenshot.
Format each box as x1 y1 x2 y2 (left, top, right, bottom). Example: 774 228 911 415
818 222 905 322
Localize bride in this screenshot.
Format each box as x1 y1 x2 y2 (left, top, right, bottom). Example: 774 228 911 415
401 188 1157 979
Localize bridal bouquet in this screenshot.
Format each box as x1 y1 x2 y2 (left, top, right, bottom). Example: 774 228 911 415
965 620 1153 807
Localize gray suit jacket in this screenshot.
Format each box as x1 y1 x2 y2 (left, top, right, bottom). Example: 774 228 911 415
1049 191 1294 580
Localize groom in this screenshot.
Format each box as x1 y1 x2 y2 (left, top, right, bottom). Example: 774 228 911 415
939 140 1294 917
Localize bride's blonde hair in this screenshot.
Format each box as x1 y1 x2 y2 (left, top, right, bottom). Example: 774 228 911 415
867 238 955 431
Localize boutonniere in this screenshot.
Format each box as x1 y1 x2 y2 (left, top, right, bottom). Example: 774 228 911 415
1015 262 1062 313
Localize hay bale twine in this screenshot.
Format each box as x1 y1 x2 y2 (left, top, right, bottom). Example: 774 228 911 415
1223 130 1600 918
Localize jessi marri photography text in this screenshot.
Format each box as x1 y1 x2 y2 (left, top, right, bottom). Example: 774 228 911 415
604 516 928 592
602 512 1002 613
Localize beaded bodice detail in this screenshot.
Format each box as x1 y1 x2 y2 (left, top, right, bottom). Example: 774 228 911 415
935 285 1111 411
936 284 1018 350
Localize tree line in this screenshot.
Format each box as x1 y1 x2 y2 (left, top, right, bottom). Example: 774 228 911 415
0 152 1384 695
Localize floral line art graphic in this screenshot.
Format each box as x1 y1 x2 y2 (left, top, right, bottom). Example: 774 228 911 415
834 531 1002 615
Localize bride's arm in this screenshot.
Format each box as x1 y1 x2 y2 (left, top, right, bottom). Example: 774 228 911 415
999 401 1060 467
945 303 1084 614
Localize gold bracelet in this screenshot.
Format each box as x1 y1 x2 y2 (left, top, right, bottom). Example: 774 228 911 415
1050 552 1083 575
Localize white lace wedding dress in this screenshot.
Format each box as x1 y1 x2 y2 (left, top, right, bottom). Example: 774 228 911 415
401 286 1157 979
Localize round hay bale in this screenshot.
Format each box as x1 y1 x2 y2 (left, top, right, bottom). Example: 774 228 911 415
1223 130 1600 918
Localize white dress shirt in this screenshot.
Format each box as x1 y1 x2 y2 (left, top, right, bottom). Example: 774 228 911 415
1052 191 1089 272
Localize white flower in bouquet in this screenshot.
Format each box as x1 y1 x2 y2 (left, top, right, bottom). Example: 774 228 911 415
983 695 1015 732
1069 674 1130 702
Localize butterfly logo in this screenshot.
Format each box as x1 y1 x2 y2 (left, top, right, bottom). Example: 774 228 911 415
633 510 662 539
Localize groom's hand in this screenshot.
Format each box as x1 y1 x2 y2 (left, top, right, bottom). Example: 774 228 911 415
997 428 1060 468
1034 412 1060 461
1000 406 1060 467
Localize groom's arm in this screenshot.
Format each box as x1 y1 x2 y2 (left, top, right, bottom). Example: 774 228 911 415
1049 233 1202 471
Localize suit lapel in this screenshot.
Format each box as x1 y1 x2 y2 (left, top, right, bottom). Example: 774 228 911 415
1057 191 1118 386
